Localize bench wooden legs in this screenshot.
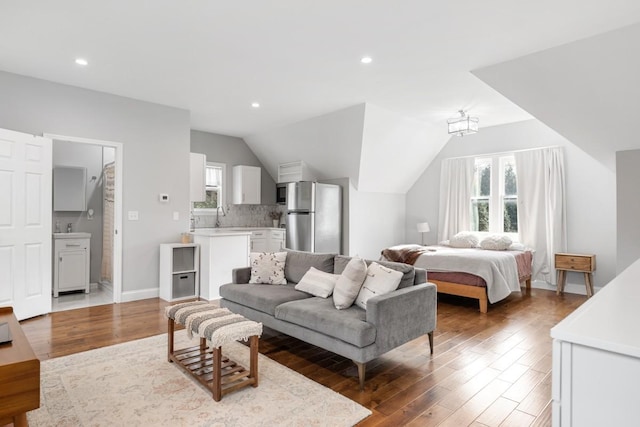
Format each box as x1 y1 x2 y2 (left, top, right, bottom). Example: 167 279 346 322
167 318 259 401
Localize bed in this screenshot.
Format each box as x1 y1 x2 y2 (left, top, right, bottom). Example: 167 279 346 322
381 244 533 313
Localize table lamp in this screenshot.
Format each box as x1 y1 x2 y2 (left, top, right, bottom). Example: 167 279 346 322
417 222 430 245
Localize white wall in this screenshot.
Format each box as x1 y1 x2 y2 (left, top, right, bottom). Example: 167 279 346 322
244 104 366 186
191 130 275 204
349 183 406 260
406 119 616 290
359 104 448 193
616 149 640 273
0 70 191 296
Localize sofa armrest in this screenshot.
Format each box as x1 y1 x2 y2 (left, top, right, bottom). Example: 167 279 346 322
232 267 251 284
366 282 437 354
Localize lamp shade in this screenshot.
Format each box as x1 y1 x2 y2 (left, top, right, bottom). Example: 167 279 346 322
417 222 430 233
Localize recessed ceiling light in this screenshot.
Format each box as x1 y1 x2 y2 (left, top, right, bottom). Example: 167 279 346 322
251 102 260 108
360 56 372 64
75 58 88 66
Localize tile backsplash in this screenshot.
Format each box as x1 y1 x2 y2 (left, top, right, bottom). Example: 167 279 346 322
193 204 286 229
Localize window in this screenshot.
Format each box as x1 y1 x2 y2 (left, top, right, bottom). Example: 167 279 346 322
193 162 225 213
470 155 517 236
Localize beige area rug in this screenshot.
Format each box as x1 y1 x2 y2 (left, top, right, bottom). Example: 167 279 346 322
28 331 371 426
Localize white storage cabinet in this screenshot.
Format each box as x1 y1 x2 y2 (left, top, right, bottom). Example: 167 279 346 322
233 165 261 204
53 235 90 297
159 243 200 302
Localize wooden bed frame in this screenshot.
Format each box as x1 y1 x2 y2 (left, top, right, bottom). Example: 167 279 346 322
431 276 532 314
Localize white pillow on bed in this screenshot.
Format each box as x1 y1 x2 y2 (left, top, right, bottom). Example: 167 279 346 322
508 242 526 251
480 235 513 251
449 232 479 248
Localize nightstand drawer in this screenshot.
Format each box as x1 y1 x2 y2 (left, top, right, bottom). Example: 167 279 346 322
555 253 595 272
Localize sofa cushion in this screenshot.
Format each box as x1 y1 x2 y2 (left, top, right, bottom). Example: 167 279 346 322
249 252 287 284
284 249 336 283
294 267 340 298
275 297 376 348
334 255 416 289
219 283 311 316
333 257 367 310
354 262 403 310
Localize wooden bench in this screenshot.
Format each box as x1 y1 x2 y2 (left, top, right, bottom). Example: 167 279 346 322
165 302 262 401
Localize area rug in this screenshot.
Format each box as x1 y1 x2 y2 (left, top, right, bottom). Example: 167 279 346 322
28 331 371 426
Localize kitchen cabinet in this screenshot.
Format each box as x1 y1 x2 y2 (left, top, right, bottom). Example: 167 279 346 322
249 229 286 252
53 166 86 211
269 228 286 251
53 233 90 297
192 229 251 300
159 243 200 301
551 257 640 426
190 152 206 202
233 165 261 204
277 160 312 183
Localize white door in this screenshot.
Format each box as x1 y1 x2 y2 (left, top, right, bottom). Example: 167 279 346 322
0 128 52 320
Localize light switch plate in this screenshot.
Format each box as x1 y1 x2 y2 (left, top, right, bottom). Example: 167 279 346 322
173 211 179 220
128 211 139 221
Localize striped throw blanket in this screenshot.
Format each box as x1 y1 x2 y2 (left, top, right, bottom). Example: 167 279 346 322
165 301 262 349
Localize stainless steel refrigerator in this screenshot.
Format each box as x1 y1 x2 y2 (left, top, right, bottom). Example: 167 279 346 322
285 181 341 253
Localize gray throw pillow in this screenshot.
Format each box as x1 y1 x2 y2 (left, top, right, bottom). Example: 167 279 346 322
333 257 367 309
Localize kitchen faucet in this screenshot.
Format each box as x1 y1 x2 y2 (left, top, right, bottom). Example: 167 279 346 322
67 223 72 233
215 205 226 228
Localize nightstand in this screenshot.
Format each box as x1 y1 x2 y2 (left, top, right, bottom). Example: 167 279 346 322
555 253 596 297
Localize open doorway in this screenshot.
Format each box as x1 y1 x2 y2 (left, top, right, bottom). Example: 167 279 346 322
46 133 123 311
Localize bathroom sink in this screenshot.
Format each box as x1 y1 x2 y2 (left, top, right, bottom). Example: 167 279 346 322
53 232 91 239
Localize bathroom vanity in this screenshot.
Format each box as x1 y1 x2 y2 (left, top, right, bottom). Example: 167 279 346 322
53 232 91 297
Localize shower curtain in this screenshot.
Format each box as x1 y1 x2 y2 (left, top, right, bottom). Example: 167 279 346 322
101 162 115 283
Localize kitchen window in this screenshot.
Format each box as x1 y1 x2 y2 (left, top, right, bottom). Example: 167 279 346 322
193 162 225 213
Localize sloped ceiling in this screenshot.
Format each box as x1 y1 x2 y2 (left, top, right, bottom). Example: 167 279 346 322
244 103 451 193
472 23 640 171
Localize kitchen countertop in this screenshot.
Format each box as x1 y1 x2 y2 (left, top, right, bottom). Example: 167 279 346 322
190 227 285 237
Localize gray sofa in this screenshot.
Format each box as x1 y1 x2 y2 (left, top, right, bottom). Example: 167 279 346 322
219 250 437 388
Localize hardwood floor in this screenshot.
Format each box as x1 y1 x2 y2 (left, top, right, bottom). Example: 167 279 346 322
20 288 584 426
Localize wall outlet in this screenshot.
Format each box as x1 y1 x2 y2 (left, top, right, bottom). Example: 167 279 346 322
128 211 139 221
159 193 169 203
173 211 179 221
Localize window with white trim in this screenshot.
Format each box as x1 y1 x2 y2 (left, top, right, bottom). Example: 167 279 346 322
193 162 225 213
470 155 518 237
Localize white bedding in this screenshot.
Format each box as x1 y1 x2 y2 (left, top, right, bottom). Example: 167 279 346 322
383 244 521 303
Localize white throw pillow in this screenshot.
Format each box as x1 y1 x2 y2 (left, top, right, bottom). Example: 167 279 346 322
295 267 340 298
480 235 513 251
354 262 403 310
508 242 526 251
333 257 367 310
449 232 479 248
249 252 287 285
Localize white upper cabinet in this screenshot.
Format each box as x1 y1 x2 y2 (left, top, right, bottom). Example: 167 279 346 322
189 152 206 202
277 160 312 183
233 165 261 204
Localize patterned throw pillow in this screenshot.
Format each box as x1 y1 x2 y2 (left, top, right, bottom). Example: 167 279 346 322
294 267 340 298
354 262 403 309
249 252 287 285
333 257 367 310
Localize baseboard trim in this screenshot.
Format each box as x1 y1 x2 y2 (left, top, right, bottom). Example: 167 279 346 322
120 287 159 302
530 280 600 296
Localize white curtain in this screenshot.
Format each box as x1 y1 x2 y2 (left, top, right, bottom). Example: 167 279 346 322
515 147 567 283
438 157 475 242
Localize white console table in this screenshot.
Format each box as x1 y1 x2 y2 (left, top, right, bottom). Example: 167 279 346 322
551 258 640 426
